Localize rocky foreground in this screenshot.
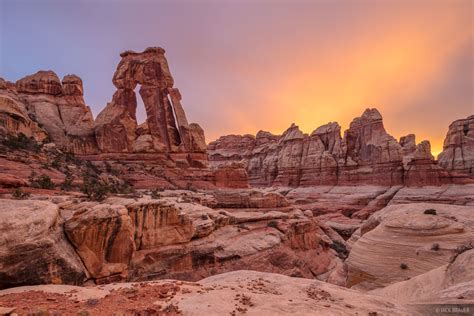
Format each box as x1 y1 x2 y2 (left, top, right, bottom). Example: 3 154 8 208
0 187 473 315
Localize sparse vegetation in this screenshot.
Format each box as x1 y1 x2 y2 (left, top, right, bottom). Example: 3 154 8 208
424 209 437 215
30 173 55 189
450 242 474 263
1 133 41 152
60 170 75 191
329 241 349 259
81 173 109 201
200 214 209 220
431 243 440 251
400 263 408 270
104 161 119 176
267 220 278 228
150 189 161 199
12 188 31 200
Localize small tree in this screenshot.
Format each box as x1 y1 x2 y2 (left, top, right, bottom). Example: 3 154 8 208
60 171 75 191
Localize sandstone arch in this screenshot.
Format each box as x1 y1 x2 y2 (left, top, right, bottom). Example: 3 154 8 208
94 47 206 154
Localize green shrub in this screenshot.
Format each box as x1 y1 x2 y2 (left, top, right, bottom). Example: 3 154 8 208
104 161 119 176
81 174 109 201
1 133 41 152
12 188 31 200
60 172 75 191
424 209 437 215
400 263 408 270
30 174 55 189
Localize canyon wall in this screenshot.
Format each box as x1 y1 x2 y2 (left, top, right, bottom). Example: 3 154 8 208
208 109 474 187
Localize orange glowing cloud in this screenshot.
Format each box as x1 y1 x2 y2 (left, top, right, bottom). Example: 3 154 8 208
196 1 472 158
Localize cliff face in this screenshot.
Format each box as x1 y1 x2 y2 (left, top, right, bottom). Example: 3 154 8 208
208 109 473 187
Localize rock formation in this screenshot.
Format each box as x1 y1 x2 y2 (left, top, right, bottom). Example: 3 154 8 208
346 203 474 289
0 47 207 161
14 71 98 154
95 47 206 156
209 108 471 187
438 115 474 178
0 47 248 189
0 200 85 289
0 192 344 287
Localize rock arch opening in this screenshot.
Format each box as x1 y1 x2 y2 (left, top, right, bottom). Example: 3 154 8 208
134 84 147 125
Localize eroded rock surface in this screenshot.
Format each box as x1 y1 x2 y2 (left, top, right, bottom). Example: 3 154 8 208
0 270 417 315
0 200 85 289
346 203 474 289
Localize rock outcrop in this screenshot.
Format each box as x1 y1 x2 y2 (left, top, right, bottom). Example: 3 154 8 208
438 115 474 178
0 48 208 160
209 109 471 187
0 191 344 288
0 47 250 190
346 203 474 290
95 47 206 157
13 71 98 154
0 200 85 289
372 249 474 304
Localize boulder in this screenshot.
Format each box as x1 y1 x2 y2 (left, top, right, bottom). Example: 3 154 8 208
0 200 85 289
64 204 135 281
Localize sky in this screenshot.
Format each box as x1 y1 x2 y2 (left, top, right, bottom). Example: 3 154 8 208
1 0 473 156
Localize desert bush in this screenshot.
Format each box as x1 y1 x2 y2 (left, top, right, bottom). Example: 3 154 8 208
400 263 408 270
201 214 209 220
104 161 119 176
81 173 109 201
60 171 75 191
150 189 161 199
1 133 41 152
267 220 278 228
30 174 55 189
424 209 437 215
431 243 440 251
450 242 474 263
329 241 349 259
12 188 31 200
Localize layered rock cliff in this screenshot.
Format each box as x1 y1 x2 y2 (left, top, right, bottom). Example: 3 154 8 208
209 109 473 187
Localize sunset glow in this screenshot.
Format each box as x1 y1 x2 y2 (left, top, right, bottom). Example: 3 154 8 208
1 0 472 157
